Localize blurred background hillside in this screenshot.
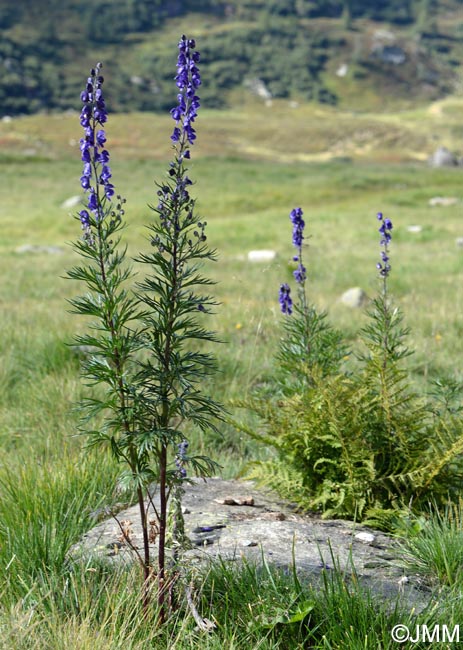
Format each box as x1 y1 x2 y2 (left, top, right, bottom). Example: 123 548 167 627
1 0 462 116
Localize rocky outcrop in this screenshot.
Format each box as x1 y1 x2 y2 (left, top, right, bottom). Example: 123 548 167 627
428 147 459 168
71 478 430 610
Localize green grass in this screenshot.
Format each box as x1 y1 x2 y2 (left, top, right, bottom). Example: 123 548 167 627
0 452 120 598
0 553 425 649
2 100 463 645
4 547 458 649
397 502 463 589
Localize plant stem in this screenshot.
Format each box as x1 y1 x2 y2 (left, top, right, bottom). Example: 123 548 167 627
137 482 152 614
157 443 168 623
95 219 153 609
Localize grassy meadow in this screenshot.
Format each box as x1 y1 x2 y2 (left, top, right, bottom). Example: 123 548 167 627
1 97 463 646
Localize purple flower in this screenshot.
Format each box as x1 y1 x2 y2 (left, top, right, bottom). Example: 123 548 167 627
88 189 98 213
171 127 181 143
170 35 201 148
279 283 293 315
97 149 110 164
376 212 393 277
80 174 91 190
96 130 106 146
78 209 93 243
79 209 90 229
100 164 112 182
293 263 306 284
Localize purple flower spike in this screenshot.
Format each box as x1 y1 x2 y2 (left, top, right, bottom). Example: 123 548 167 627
376 212 393 278
170 35 201 149
290 207 305 249
289 207 306 285
277 207 307 316
77 62 119 236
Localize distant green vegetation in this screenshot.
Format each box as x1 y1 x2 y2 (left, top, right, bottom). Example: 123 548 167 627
0 0 461 115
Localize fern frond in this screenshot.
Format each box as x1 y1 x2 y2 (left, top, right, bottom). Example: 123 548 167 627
242 460 307 506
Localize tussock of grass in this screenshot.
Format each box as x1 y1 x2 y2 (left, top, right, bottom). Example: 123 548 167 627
397 502 463 589
0 452 121 604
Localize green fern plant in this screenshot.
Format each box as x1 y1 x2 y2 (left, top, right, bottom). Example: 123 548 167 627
236 370 376 518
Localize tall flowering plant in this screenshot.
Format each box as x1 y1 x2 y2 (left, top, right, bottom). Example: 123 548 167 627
358 211 421 459
68 60 152 610
68 39 221 623
134 36 221 617
360 212 410 368
277 207 344 391
67 62 138 479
